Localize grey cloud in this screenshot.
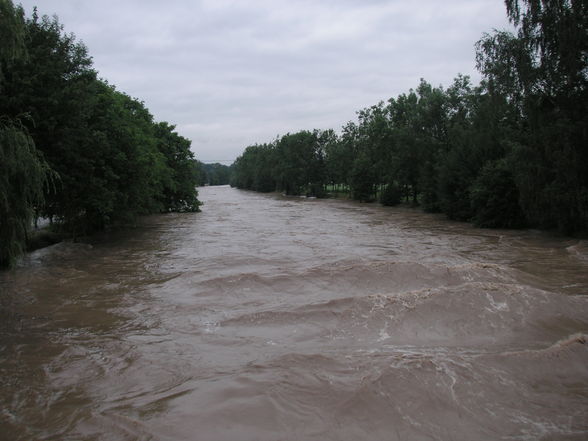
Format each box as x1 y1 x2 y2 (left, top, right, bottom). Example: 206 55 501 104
17 0 510 162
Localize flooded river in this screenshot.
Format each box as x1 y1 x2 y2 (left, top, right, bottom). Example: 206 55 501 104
1 185 588 440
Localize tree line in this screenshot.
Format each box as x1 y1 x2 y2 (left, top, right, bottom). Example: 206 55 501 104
197 162 231 186
0 1 201 267
231 0 587 235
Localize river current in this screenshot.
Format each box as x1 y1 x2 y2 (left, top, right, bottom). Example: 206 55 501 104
1 185 587 440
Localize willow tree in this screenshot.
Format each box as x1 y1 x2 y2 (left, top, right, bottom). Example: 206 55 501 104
0 0 50 267
0 122 49 267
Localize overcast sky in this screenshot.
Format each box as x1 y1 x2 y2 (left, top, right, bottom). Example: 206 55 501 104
17 0 511 163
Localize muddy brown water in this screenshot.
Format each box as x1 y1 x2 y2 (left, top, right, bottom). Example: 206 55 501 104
1 185 588 441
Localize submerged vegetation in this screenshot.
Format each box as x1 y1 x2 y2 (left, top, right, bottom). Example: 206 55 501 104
231 0 587 235
0 1 201 267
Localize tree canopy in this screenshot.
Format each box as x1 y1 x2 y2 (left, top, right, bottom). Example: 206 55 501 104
231 0 587 235
198 162 232 186
0 1 201 267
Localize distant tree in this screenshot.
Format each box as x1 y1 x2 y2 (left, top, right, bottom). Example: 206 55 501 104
470 158 525 228
200 163 231 186
231 143 277 192
275 131 323 196
416 77 455 211
355 102 392 196
325 122 357 192
350 152 377 201
380 182 401 206
306 129 329 197
323 130 347 190
250 145 277 192
228 0 587 235
387 91 422 203
194 161 207 186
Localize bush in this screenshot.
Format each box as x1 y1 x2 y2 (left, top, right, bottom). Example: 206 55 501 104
470 159 526 228
380 182 401 206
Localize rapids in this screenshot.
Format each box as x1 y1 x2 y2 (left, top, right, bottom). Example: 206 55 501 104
1 185 587 440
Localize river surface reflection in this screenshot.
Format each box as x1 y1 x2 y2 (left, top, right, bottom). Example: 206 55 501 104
1 185 587 440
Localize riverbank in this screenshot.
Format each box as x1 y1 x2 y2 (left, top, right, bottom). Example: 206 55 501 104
26 228 66 253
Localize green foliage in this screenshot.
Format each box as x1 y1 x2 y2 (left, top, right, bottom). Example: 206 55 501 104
418 160 440 212
0 1 201 266
0 0 50 267
324 128 351 187
0 0 26 90
231 130 328 197
470 159 525 228
154 122 201 212
240 1 587 235
230 0 586 236
380 182 401 206
476 0 588 233
0 121 49 266
437 143 476 221
199 162 231 186
350 153 376 202
231 143 277 192
275 131 326 196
